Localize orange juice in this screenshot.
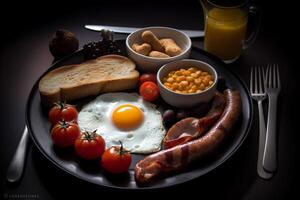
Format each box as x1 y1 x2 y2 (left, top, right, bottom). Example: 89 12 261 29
204 8 247 61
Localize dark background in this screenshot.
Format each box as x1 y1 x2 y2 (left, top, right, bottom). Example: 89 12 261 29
0 0 297 199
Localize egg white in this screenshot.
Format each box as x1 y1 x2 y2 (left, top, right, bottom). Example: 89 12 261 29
78 93 166 154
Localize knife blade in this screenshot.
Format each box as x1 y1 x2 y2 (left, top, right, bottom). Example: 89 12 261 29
85 25 204 38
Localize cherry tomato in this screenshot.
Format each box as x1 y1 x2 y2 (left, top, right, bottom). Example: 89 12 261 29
101 142 132 174
139 73 157 85
48 102 78 125
139 81 160 102
75 130 106 160
51 120 80 147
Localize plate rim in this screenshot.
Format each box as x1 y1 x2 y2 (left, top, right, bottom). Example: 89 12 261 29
25 45 253 190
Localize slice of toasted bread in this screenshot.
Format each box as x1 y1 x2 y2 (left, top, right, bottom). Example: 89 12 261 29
39 54 139 106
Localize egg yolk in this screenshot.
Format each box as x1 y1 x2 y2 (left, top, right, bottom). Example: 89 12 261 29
112 104 144 130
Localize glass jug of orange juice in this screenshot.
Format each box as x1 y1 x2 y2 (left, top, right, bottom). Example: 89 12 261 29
201 0 260 63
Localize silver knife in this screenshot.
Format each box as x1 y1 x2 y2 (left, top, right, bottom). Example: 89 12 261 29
85 25 204 38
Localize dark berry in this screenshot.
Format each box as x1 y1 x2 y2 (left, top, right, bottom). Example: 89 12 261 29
83 39 122 60
163 109 176 127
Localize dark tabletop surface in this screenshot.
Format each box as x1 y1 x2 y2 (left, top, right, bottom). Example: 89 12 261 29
0 0 297 199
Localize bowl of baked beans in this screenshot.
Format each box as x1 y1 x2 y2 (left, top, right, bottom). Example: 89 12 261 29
157 59 218 108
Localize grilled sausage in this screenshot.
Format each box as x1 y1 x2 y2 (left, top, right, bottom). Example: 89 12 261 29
135 89 241 184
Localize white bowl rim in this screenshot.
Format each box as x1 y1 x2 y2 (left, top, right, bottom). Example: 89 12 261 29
126 26 192 61
157 59 218 96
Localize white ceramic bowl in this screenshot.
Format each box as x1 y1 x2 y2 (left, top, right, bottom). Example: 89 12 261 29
157 59 218 108
126 26 192 72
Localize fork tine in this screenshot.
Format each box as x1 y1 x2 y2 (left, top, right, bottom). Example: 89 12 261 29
272 64 276 88
276 64 280 88
258 67 261 93
254 67 258 93
267 64 271 88
250 67 253 93
265 65 268 88
258 67 264 93
262 67 265 91
262 66 266 89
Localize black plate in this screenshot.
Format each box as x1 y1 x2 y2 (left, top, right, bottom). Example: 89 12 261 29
26 40 253 189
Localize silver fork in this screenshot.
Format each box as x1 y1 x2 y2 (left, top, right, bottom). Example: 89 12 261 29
250 67 273 179
263 64 281 172
6 126 30 183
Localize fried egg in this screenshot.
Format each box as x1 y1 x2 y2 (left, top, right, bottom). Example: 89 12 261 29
78 93 166 154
